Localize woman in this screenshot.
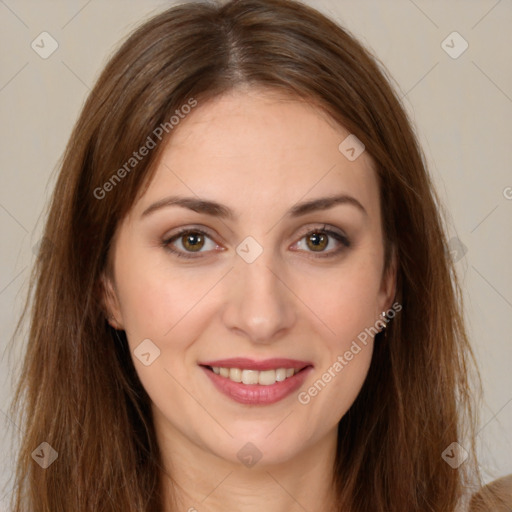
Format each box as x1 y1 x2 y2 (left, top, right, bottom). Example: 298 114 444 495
7 0 483 510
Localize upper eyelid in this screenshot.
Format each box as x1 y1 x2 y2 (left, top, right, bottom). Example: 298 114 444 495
164 223 346 240
163 225 218 244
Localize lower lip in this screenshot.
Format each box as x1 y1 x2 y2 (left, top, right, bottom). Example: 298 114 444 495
201 366 312 405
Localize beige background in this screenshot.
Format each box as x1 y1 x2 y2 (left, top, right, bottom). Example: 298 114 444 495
1 0 511 505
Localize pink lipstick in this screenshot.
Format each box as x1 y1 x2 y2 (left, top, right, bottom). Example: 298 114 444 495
199 358 313 405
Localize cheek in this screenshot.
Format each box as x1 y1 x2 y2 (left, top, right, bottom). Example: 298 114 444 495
113 257 218 409
114 244 206 338
293 253 382 412
304 257 384 343
296 282 377 427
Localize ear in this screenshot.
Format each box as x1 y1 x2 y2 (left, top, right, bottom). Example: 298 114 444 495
98 270 124 330
377 245 398 314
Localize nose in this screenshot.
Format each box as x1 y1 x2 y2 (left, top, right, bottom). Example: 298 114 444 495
221 248 297 344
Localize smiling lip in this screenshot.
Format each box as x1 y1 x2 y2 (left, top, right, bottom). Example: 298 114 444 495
200 357 312 371
199 358 313 405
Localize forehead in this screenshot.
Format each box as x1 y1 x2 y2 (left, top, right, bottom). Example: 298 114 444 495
133 87 380 222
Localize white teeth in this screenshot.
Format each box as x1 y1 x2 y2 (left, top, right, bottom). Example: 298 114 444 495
258 370 276 386
275 368 287 382
210 366 300 385
229 367 242 382
241 369 259 385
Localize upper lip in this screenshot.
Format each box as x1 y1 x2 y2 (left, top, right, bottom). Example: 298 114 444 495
199 357 313 371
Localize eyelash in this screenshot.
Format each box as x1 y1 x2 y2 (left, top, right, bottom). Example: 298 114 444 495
162 224 351 260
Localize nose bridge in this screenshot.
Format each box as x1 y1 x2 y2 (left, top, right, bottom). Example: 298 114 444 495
222 243 296 343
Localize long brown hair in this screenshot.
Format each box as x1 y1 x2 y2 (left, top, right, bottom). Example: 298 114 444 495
7 0 482 510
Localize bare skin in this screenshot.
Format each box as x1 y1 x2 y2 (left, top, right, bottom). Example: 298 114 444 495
102 86 396 512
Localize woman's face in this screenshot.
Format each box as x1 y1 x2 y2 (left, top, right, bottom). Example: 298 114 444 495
103 87 395 468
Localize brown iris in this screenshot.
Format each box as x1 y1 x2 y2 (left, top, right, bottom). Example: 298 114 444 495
306 232 328 252
181 232 205 252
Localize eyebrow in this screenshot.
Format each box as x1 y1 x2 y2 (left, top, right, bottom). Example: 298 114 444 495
140 193 367 219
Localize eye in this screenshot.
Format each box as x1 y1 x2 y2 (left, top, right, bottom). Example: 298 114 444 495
162 224 350 260
162 228 221 259
291 224 350 258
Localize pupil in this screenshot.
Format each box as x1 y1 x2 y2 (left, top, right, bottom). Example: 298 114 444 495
308 233 327 251
184 233 203 251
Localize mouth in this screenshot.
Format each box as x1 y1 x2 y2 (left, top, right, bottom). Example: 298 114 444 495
199 358 313 405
